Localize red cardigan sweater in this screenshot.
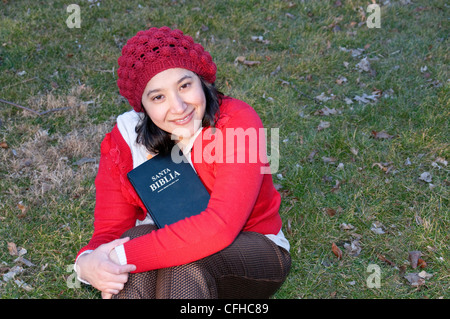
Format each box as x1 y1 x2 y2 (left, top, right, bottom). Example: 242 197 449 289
76 97 282 273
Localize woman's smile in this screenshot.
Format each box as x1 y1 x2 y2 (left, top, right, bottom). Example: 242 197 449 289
171 109 194 125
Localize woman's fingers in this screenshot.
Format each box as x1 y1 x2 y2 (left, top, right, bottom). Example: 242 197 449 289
102 292 113 299
77 239 136 297
98 280 125 295
98 265 130 283
109 237 131 247
102 259 136 276
98 237 130 253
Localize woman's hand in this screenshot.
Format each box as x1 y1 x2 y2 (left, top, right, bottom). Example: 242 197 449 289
76 237 136 298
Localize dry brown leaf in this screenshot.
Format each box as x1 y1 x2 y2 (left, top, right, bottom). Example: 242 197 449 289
418 270 433 280
0 141 8 149
286 218 292 236
324 208 336 217
408 251 422 269
404 273 425 287
250 35 270 45
340 223 355 230
14 256 35 267
419 172 432 183
332 242 342 260
7 242 18 256
314 106 338 116
344 240 361 257
235 56 261 67
404 270 433 287
2 265 24 282
14 279 34 292
0 266 10 274
243 60 261 66
377 253 395 267
417 258 427 268
371 130 395 139
350 147 358 156
335 75 347 85
286 1 297 8
17 202 27 218
372 162 395 174
331 180 342 192
307 149 318 162
322 156 337 164
356 57 372 73
317 120 330 131
285 13 295 19
234 56 246 64
371 221 385 234
398 265 407 277
434 157 447 166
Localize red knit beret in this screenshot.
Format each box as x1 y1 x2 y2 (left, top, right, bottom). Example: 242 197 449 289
117 26 217 112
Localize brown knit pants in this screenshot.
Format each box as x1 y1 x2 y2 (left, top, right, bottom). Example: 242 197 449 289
112 224 291 299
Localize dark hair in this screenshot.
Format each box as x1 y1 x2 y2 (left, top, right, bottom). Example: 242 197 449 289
135 77 222 156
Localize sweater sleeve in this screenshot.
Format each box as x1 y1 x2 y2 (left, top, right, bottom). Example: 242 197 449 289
76 131 141 259
122 104 269 273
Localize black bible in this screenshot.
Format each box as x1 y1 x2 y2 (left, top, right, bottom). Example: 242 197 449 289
127 145 210 228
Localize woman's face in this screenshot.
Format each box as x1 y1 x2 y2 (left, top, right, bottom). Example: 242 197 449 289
141 68 206 141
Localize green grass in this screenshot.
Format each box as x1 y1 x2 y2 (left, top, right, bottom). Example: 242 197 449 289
0 0 448 299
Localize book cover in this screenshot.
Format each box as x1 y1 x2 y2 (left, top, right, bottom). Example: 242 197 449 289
127 146 210 229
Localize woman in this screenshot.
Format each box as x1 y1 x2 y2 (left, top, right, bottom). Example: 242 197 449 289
75 26 291 299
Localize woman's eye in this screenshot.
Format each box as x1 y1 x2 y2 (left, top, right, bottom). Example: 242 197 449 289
152 95 163 101
180 82 191 90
